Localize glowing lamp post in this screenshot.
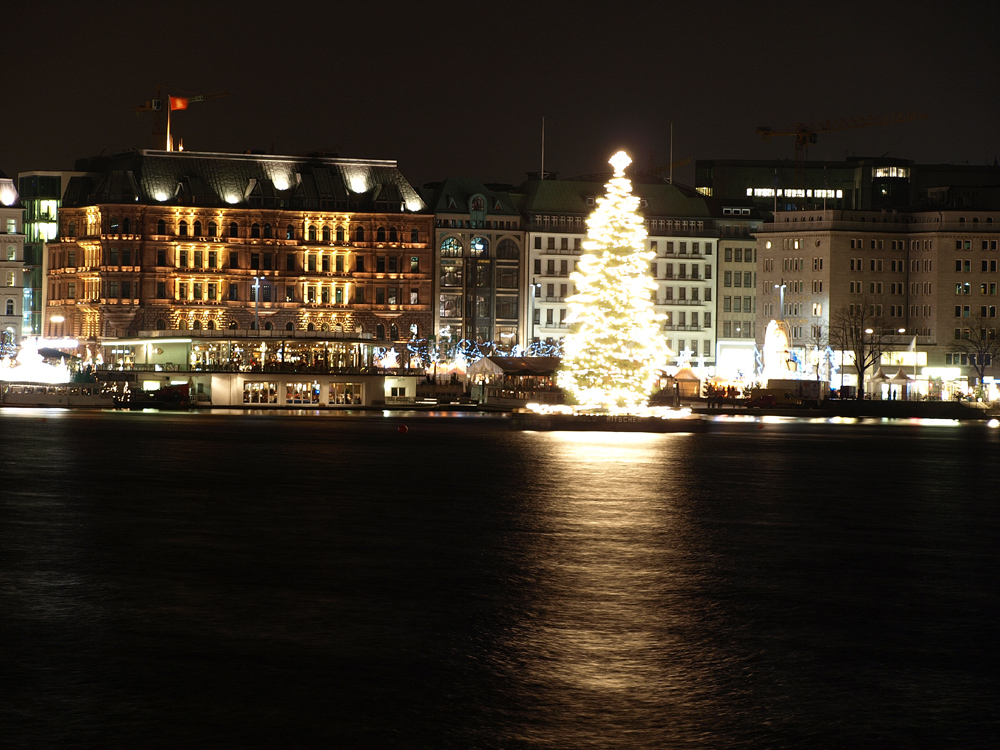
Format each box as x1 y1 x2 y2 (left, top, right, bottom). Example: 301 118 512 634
252 276 262 334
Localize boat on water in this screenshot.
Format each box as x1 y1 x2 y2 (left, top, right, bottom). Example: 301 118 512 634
0 382 116 408
115 382 191 410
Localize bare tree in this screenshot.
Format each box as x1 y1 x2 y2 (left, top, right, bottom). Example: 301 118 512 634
829 299 894 399
950 313 1000 396
806 322 829 381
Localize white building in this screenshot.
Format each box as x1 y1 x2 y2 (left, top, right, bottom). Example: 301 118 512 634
0 174 24 347
522 176 721 372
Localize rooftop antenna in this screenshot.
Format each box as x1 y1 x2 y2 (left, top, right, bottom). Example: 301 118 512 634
540 116 546 180
669 122 674 185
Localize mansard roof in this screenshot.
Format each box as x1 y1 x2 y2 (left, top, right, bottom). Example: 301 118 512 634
63 150 426 213
521 176 711 219
420 178 521 215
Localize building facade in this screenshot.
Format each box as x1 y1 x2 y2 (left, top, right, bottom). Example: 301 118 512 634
18 171 82 336
46 150 433 343
755 208 1000 396
711 202 765 379
522 176 721 370
0 174 25 348
421 179 525 348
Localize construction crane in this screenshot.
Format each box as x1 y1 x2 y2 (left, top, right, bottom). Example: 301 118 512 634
135 87 230 151
756 111 929 164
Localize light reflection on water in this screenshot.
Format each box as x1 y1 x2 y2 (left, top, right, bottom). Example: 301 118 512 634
2 412 998 749
492 432 719 748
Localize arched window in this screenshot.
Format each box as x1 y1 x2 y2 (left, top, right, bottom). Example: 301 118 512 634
322 226 331 242
355 226 365 242
156 219 166 235
285 321 294 331
251 223 261 238
376 226 387 242
194 220 202 237
264 321 273 331
410 227 419 243
156 318 166 330
390 324 399 340
440 237 463 257
336 226 345 242
5 299 14 315
307 322 315 331
229 222 239 237
123 218 131 234
192 320 202 330
389 227 398 243
496 238 519 259
286 224 295 240
228 321 238 330
249 320 257 330
308 225 317 241
179 220 188 237
264 223 272 238
206 320 215 330
178 320 188 330
469 236 488 257
208 221 217 237
321 322 330 332
376 323 385 340
110 217 119 233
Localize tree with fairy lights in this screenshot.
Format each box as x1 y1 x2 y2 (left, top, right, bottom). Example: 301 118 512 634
556 151 669 411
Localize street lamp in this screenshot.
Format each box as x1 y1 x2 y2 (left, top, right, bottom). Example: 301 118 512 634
864 327 874 398
252 276 262 334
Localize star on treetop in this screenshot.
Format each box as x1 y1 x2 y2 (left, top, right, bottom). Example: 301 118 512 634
609 151 631 176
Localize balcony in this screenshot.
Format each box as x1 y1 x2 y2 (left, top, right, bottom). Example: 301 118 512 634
663 324 703 331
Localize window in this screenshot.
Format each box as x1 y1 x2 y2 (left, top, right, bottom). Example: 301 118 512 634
724 271 732 287
208 250 217 268
230 251 239 268
251 223 260 238
410 256 419 273
157 281 166 298
322 226 331 242
208 221 217 237
194 220 202 237
287 224 295 240
229 222 238 238
156 219 166 234
356 226 365 242
411 228 419 243
229 283 238 301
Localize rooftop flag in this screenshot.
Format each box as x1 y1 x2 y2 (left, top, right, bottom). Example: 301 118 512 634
169 96 189 111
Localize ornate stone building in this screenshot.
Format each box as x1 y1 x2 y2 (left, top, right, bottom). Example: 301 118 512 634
46 150 433 341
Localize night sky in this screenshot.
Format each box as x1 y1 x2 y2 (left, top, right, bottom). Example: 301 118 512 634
4 2 999 189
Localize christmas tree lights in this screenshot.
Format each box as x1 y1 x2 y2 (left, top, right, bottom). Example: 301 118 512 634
556 151 669 411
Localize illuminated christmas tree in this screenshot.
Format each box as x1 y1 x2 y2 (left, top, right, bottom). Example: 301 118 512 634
556 151 669 411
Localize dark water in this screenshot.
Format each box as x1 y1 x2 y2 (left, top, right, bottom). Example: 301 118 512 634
2 409 998 749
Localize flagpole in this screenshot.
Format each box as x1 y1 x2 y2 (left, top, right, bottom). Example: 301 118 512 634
166 95 172 151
